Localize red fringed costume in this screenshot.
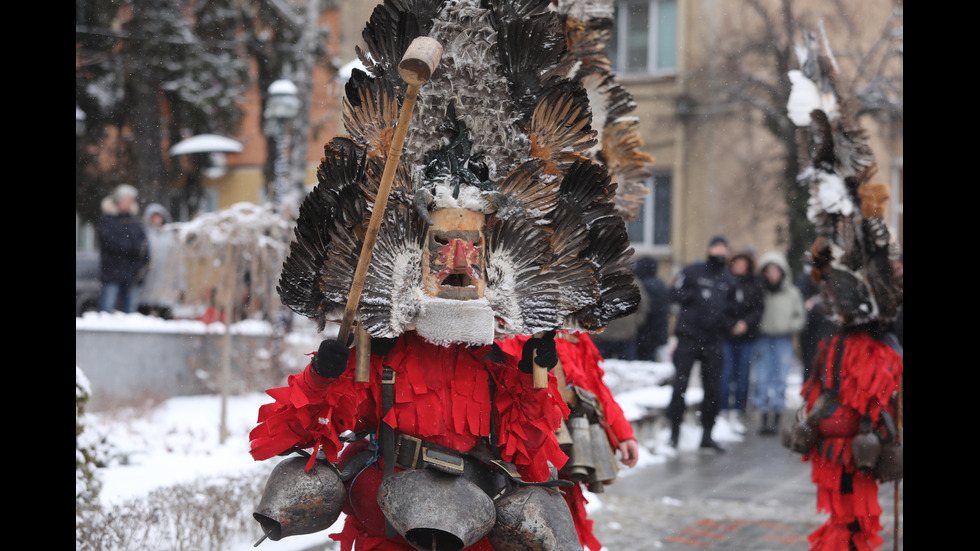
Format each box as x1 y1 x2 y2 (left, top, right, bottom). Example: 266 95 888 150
800 331 902 551
248 1 654 547
497 331 635 551
250 331 570 549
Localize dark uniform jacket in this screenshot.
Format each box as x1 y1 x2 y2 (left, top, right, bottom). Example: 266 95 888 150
670 258 737 341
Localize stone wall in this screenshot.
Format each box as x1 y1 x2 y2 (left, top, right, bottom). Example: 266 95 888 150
74 315 314 411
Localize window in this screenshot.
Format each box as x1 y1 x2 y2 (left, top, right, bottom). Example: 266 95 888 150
608 0 677 76
626 171 672 249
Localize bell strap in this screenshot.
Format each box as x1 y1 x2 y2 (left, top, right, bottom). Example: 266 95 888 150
381 365 396 538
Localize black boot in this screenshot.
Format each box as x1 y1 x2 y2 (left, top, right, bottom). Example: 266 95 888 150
700 435 725 453
760 412 778 436
700 427 725 453
669 423 680 448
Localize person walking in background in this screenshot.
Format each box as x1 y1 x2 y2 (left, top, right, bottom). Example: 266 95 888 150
752 251 805 435
667 235 738 452
634 256 670 363
794 255 839 382
719 248 764 435
97 184 149 313
138 203 179 319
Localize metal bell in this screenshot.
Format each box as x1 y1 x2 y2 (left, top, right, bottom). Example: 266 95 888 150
589 422 618 484
851 416 881 470
253 456 345 544
560 416 595 482
488 485 584 551
873 441 903 482
789 420 819 454
556 418 574 453
377 469 496 551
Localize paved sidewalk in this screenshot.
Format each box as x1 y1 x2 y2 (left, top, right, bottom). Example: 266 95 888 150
587 425 904 550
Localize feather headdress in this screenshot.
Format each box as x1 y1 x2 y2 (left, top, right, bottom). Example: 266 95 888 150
278 0 654 345
789 23 900 327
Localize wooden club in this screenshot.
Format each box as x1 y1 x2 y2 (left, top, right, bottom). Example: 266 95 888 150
336 36 443 382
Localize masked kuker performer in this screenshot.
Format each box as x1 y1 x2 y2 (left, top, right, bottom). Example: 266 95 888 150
781 25 903 551
247 2 655 550
496 330 639 551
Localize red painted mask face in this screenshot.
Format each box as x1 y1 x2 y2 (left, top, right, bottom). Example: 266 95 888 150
423 208 486 300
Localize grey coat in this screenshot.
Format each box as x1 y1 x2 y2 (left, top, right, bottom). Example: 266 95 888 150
757 251 805 337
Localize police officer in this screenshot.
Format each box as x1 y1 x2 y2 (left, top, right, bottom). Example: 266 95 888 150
667 235 738 452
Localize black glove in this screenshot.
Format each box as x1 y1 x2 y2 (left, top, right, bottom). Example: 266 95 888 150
518 331 558 374
312 339 351 379
370 336 398 356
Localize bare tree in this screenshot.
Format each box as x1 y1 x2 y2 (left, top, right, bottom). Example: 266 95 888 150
169 202 293 443
686 0 902 273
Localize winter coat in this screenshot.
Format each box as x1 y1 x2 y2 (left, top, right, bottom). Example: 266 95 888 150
140 203 178 307
634 257 670 351
97 195 149 285
757 251 806 337
670 256 737 341
726 251 765 341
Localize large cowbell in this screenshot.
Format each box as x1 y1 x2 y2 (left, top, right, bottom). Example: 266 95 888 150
377 469 496 551
252 456 345 544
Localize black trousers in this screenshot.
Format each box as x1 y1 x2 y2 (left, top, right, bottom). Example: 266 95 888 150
667 336 723 434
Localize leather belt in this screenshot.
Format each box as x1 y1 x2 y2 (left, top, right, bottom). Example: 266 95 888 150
393 433 466 475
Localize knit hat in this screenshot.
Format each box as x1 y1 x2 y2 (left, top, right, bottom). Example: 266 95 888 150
113 184 138 202
708 235 729 249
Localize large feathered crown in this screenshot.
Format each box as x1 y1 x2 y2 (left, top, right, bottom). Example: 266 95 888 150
278 0 654 344
788 23 901 327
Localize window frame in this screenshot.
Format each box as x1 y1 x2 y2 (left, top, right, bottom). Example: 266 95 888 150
626 170 673 254
609 0 678 77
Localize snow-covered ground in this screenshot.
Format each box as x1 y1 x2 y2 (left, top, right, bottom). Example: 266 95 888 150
78 314 804 551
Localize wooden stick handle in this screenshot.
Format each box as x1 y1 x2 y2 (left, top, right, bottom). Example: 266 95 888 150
893 375 902 551
340 37 442 382
531 331 549 389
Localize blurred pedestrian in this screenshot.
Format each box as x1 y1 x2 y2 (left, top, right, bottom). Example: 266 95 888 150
634 256 670 362
752 251 805 435
667 235 738 452
97 184 149 313
794 257 839 382
719 248 764 435
138 203 178 319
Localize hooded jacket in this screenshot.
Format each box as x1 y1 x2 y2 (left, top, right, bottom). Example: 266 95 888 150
757 251 805 337
140 203 177 307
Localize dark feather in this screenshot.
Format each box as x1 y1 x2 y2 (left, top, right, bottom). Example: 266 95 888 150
494 159 560 221
277 137 368 328
343 71 400 161
526 81 597 174
494 12 575 118
562 15 614 75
